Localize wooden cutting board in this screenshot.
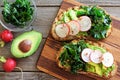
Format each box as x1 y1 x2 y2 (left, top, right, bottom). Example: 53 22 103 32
37 0 120 80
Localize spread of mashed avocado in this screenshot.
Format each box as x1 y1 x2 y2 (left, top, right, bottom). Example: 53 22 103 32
56 6 111 40
85 42 115 77
58 40 115 77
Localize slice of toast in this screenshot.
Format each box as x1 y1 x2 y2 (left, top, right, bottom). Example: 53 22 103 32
51 6 112 41
56 40 117 79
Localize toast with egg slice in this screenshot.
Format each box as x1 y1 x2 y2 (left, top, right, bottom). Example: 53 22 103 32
51 6 112 41
56 40 117 79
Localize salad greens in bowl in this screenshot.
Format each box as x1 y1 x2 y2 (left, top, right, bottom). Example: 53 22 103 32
0 0 37 32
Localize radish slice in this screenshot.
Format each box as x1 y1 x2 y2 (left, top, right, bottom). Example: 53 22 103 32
78 16 91 31
67 21 80 35
90 50 103 63
55 24 70 38
102 52 114 67
81 48 93 62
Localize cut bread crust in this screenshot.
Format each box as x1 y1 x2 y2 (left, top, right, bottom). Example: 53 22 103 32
51 6 112 41
56 40 117 79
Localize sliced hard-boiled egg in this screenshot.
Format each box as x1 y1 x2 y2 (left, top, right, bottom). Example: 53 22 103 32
90 50 103 63
78 16 91 31
102 52 114 67
67 20 80 35
81 48 93 62
55 24 70 38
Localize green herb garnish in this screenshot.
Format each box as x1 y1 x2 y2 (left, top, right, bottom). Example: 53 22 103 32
59 40 87 73
77 6 111 39
2 0 34 27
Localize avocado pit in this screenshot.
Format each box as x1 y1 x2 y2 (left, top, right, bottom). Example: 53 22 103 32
19 39 32 53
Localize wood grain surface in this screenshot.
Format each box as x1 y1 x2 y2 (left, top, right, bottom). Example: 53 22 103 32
26 0 120 6
0 0 120 80
37 0 120 80
0 0 120 6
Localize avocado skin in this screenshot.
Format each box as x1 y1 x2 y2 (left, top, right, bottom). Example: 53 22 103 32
11 31 42 58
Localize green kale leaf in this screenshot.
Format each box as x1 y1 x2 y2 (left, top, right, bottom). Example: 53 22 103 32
59 40 87 73
2 0 34 27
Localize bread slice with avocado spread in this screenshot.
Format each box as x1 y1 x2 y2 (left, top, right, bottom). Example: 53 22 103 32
51 6 112 41
56 40 117 79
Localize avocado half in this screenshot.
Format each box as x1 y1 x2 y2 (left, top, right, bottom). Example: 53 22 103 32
11 31 42 58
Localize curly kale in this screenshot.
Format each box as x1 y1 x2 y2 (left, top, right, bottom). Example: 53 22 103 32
77 6 111 39
59 40 87 73
2 0 34 27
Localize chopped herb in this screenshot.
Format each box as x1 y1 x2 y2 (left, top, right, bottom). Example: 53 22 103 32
59 40 87 73
78 6 111 39
2 0 34 27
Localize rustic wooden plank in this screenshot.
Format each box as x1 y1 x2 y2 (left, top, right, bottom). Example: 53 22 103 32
0 0 120 7
0 72 58 80
35 0 120 6
31 7 59 38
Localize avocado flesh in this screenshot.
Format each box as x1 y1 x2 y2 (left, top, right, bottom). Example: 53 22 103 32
85 43 114 76
87 62 115 77
61 10 78 23
87 62 102 76
86 63 95 72
11 31 42 58
86 43 106 53
68 10 78 20
63 12 70 23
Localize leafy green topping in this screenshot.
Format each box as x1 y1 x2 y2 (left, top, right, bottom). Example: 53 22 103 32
2 0 34 27
59 40 87 73
76 9 87 16
57 6 111 40
77 6 111 39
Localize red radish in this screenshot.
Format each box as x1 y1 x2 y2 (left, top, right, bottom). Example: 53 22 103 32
81 48 93 62
102 52 114 67
3 58 16 72
0 56 16 72
78 16 91 31
90 50 103 63
55 24 70 38
67 21 80 35
0 56 23 80
0 30 13 42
